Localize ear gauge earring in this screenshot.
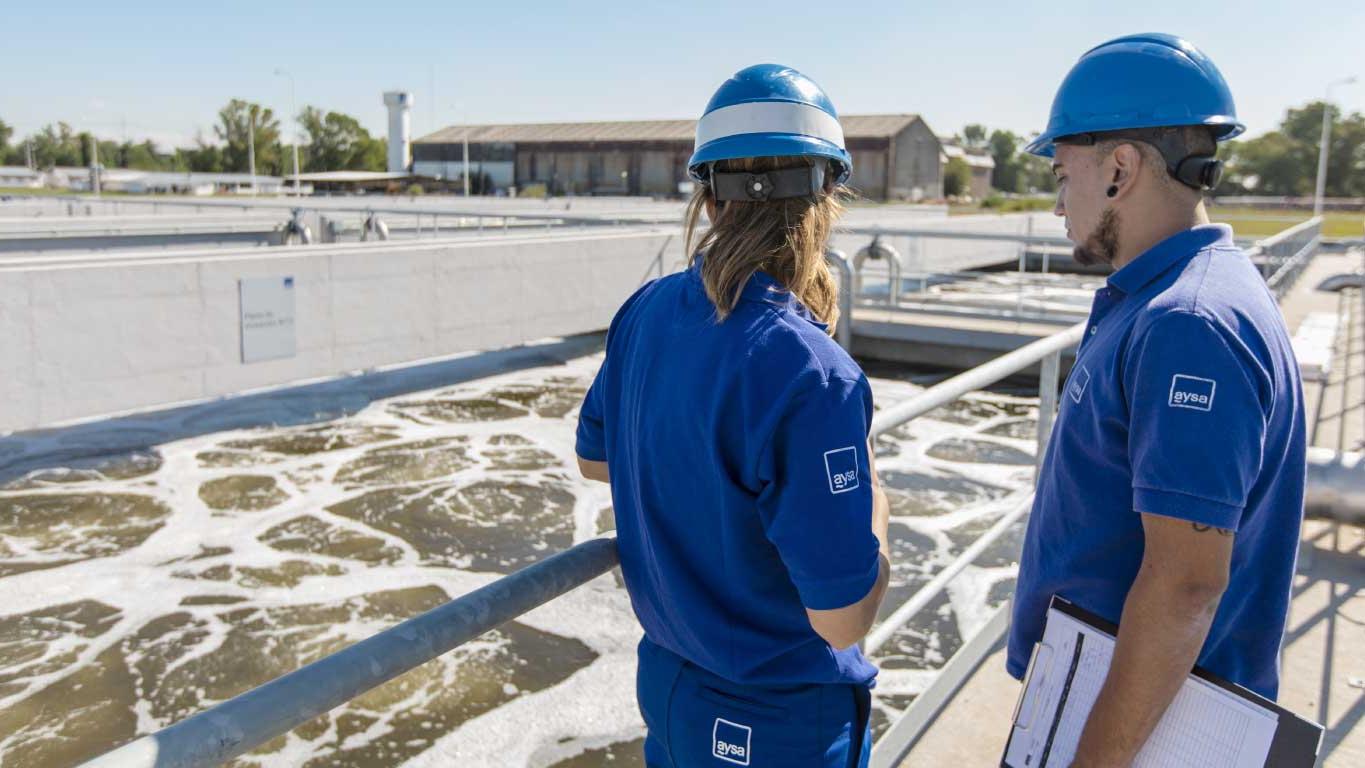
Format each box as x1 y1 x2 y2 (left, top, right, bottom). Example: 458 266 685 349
1106 185 1119 198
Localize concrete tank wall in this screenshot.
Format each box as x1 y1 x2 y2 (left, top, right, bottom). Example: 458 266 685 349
1 229 676 433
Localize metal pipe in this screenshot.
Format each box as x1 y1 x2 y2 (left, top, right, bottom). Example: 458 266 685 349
1035 350 1061 480
863 494 1033 655
1306 447 1365 523
82 537 620 768
871 323 1085 437
842 225 1072 247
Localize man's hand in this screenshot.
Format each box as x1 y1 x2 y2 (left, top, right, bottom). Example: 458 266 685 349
1070 513 1233 767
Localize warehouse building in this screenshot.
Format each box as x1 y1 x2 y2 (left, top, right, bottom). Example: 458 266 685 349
412 114 943 201
939 143 997 199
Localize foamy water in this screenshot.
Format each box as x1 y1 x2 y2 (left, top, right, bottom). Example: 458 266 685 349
0 351 1036 767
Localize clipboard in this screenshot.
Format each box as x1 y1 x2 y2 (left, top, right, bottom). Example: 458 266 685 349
1001 596 1323 768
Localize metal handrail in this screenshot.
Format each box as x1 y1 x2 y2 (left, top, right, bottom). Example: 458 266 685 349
828 248 854 350
81 538 620 768
23 194 681 228
871 322 1085 438
841 224 1072 248
864 493 1034 655
1258 216 1323 297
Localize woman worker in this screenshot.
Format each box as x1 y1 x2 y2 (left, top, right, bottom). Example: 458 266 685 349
575 64 892 767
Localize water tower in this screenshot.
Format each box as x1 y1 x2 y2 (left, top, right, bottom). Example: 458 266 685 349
383 91 414 173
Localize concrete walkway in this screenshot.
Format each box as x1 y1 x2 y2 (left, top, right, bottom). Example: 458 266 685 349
1280 247 1365 452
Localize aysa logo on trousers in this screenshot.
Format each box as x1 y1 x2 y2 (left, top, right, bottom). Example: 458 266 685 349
823 446 859 494
712 718 752 765
1168 374 1216 411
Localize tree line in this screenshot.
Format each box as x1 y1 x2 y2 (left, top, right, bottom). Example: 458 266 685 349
942 99 1364 199
0 100 387 176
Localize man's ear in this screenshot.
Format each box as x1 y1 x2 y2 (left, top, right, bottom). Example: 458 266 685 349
1107 142 1143 199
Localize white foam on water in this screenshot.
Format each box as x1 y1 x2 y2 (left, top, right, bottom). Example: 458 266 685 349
0 350 1038 766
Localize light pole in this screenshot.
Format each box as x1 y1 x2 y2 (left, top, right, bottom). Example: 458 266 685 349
451 102 470 197
1314 75 1357 216
89 134 101 197
275 68 302 197
248 109 257 196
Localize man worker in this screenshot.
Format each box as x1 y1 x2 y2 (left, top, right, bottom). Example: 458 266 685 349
1009 33 1307 766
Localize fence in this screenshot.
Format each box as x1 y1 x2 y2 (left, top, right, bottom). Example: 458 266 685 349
79 218 1321 767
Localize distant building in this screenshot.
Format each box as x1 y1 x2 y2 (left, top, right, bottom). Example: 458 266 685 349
294 170 417 194
939 143 996 199
413 114 945 201
0 166 41 188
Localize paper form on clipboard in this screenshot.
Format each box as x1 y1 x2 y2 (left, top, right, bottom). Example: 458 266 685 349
1001 597 1322 768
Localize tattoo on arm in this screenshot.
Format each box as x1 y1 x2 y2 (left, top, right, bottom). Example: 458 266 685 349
1191 522 1233 537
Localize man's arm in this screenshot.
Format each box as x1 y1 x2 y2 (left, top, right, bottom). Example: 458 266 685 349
1070 513 1233 767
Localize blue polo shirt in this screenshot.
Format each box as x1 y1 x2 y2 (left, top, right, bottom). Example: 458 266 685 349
1007 224 1306 700
576 257 881 687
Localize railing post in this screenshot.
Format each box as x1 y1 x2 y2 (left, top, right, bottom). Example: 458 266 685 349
825 248 854 351
1035 350 1060 480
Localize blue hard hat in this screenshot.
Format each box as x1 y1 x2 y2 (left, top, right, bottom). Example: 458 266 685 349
688 64 852 184
1025 34 1246 158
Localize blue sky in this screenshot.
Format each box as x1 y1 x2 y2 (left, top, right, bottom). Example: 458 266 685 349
3 1 1362 149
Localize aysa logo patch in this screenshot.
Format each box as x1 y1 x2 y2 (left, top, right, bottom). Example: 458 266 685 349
1168 374 1216 411
1068 365 1092 404
823 446 859 494
712 718 752 765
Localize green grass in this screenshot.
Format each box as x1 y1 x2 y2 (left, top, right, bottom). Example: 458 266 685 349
1207 206 1362 239
949 198 1055 216
950 199 1362 239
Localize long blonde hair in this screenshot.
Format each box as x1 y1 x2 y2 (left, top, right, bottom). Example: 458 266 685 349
683 156 849 335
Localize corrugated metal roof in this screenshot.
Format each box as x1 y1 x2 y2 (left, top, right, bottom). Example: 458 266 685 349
941 144 996 169
415 114 924 145
295 171 412 182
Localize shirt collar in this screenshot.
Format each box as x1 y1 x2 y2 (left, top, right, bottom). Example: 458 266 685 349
1106 224 1234 295
688 254 827 329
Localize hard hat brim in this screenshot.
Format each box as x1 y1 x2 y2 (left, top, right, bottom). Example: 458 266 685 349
1025 116 1246 158
688 133 852 183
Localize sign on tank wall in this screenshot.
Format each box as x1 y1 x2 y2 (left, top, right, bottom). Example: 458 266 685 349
239 276 296 363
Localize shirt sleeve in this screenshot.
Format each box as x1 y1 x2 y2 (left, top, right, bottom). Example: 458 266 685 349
575 361 608 462
758 375 882 610
573 278 658 463
1126 311 1269 531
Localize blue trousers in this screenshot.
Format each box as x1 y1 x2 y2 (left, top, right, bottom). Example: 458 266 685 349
636 637 872 767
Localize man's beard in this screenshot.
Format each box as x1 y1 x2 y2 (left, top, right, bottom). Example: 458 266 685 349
1073 208 1120 267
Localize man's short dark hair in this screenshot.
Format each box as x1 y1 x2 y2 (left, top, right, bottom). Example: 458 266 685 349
1061 125 1219 191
